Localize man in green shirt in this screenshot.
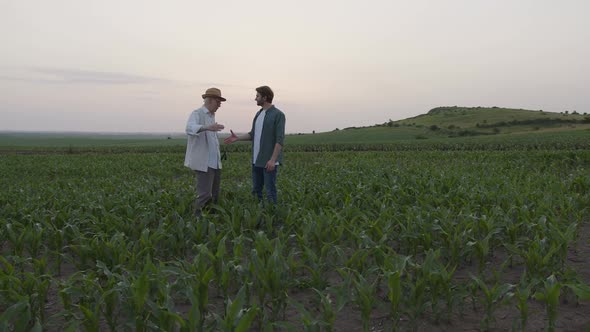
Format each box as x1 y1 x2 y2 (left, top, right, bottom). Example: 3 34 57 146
224 86 286 203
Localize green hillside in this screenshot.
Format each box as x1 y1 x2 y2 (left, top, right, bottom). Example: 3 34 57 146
287 106 590 144
400 106 587 129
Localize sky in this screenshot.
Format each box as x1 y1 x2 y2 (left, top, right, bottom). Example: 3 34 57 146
1 0 589 134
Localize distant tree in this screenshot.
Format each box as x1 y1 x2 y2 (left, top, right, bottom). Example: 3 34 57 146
312 130 315 134
429 125 440 131
493 128 500 134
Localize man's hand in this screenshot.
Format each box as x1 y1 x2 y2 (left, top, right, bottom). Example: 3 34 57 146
265 160 276 172
207 123 224 131
224 130 239 144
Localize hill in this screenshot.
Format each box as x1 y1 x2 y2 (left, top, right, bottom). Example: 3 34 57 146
286 106 590 144
400 106 587 129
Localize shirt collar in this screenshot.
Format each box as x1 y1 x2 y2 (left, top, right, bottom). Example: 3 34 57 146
200 106 214 116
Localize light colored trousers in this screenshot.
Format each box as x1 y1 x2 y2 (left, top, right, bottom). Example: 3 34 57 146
195 167 221 213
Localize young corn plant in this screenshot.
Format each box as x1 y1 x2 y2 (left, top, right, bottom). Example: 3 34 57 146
47 226 65 275
563 281 590 305
127 272 150 332
248 233 292 324
76 303 101 332
423 250 457 323
548 221 577 270
345 248 370 276
26 269 51 326
288 297 326 332
513 276 537 331
382 254 410 326
470 274 514 331
301 246 329 290
57 275 83 324
331 268 354 319
100 284 121 331
285 287 339 331
57 271 109 331
24 222 45 259
210 235 229 296
466 230 499 273
350 270 379 332
314 288 338 331
405 263 429 331
144 271 186 332
0 296 38 332
0 258 40 331
215 285 259 332
534 274 562 332
4 222 26 257
504 218 522 268
113 255 164 332
183 247 215 332
442 226 470 267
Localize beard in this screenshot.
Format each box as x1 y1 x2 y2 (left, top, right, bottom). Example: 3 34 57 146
256 100 264 106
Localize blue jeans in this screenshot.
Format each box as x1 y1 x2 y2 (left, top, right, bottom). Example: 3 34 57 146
252 164 279 204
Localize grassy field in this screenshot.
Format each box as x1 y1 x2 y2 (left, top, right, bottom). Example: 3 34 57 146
2 128 589 154
0 132 186 148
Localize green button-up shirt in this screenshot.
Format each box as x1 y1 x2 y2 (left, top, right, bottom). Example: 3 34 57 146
248 106 286 167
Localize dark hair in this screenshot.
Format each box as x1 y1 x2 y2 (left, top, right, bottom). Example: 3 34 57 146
256 86 274 103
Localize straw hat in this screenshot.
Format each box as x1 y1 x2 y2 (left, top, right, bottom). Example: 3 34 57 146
202 87 226 101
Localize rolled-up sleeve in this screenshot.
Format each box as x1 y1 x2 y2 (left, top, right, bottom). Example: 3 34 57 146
185 111 203 136
275 112 285 146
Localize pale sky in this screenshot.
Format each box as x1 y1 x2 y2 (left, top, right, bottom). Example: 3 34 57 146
1 0 588 133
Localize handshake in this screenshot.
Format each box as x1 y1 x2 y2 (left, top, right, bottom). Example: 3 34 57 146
205 123 224 131
204 124 240 145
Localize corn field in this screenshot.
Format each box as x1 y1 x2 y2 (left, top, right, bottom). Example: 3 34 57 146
1 149 589 331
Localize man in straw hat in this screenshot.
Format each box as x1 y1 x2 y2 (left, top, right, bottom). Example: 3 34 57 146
224 85 285 204
184 87 226 217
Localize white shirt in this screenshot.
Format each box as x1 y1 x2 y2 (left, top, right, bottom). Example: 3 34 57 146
252 110 266 164
184 107 221 171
